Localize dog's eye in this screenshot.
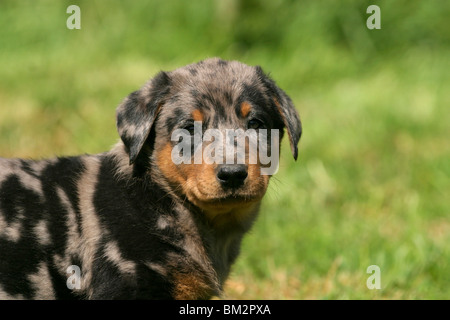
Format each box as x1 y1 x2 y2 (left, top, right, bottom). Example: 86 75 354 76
247 119 265 130
183 123 195 135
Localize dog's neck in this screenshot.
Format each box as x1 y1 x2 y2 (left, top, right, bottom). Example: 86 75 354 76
162 179 262 288
199 202 261 285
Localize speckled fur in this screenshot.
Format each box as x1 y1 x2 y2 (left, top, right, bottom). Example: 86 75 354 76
0 58 301 299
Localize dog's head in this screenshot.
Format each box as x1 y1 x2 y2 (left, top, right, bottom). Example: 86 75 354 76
116 58 301 219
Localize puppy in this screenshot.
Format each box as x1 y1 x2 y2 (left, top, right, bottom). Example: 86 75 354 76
0 58 301 299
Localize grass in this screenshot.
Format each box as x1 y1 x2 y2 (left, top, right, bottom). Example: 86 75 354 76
0 1 449 299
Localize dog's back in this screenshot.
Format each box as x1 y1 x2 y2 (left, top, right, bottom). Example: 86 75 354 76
0 156 90 299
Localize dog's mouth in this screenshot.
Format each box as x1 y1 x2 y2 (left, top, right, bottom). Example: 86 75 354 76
185 184 266 213
199 192 262 204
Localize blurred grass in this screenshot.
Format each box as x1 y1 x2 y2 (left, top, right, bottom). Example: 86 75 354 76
0 0 449 299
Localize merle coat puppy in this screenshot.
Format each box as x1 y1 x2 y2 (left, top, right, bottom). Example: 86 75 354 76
0 58 301 299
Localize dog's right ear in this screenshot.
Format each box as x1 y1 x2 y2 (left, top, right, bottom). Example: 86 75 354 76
116 71 171 165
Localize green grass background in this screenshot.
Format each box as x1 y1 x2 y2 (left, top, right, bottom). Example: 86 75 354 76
0 1 448 299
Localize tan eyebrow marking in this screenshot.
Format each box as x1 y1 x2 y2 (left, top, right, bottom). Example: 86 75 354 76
191 109 204 122
240 102 252 118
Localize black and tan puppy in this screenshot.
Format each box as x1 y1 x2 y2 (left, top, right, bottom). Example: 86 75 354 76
0 58 301 299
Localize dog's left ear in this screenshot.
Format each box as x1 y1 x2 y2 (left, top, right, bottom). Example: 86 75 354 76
256 66 302 160
116 71 171 165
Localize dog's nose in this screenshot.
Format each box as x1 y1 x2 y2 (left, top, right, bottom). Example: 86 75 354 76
216 164 248 189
